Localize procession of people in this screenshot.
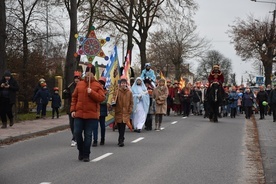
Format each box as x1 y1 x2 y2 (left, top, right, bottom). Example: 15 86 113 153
1 62 274 162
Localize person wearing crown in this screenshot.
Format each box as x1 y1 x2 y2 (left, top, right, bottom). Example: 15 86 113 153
208 64 224 85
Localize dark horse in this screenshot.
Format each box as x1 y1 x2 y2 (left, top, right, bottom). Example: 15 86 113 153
207 82 224 122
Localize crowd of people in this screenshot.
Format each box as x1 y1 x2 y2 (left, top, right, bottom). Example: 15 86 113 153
2 63 276 162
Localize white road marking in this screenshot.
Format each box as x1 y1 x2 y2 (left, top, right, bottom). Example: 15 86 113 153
40 183 51 184
131 137 144 143
182 117 187 119
160 127 165 130
91 153 113 162
171 121 178 124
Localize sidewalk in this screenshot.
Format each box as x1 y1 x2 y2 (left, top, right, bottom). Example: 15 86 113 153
256 115 276 184
0 115 69 145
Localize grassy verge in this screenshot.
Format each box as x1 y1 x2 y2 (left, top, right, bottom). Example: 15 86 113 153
16 110 67 122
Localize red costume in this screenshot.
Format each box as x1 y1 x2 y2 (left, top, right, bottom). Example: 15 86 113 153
208 65 224 85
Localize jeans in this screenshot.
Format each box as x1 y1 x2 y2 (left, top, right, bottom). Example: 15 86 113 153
74 118 98 158
92 116 106 142
36 103 42 116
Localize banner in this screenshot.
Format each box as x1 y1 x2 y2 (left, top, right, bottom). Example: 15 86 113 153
122 50 131 85
102 46 120 126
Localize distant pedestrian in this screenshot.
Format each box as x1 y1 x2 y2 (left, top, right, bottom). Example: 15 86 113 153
144 79 155 131
63 71 81 147
242 88 255 119
256 86 268 120
70 64 105 162
268 85 276 122
153 78 168 131
33 82 50 119
0 70 19 128
33 78 45 119
180 87 192 117
113 76 133 147
228 86 239 118
51 87 61 119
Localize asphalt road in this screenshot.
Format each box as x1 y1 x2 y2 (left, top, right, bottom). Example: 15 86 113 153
0 115 250 184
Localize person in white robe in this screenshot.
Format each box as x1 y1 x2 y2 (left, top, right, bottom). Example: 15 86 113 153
131 77 150 133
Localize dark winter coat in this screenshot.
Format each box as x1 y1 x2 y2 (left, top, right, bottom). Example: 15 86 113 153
268 89 276 104
33 83 42 103
100 88 108 117
242 92 255 107
192 88 202 103
256 90 268 105
0 76 19 104
34 87 50 105
63 82 77 114
51 93 61 108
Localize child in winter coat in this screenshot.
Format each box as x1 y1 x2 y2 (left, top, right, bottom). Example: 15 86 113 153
51 87 61 119
34 83 50 119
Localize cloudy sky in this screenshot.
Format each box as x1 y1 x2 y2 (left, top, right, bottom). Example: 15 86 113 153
194 0 276 84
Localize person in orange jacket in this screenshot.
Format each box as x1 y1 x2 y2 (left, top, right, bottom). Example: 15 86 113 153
70 64 105 162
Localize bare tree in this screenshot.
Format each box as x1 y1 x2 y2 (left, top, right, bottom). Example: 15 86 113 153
148 21 209 80
0 0 7 76
228 15 276 86
196 50 232 84
97 0 198 70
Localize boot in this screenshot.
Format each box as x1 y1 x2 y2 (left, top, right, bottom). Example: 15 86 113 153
9 118 14 127
100 139 105 145
1 122 7 128
92 141 97 147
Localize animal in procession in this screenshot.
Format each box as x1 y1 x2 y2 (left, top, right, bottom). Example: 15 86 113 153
207 82 224 122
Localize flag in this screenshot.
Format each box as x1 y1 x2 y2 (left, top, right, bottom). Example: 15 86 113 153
103 46 120 126
179 77 185 89
159 71 167 85
122 50 131 86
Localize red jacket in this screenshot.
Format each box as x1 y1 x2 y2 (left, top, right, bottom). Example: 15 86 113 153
70 79 105 119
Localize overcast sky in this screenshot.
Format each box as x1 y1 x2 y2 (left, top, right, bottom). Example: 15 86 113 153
194 0 276 84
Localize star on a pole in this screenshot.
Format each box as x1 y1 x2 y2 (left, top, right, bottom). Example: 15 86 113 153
74 26 110 63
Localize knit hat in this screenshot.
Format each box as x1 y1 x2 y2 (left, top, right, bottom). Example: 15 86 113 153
4 70 11 77
39 78 45 82
99 77 106 85
74 71 81 79
85 64 95 75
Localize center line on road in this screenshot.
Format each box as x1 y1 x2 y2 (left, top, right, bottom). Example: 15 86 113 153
132 137 144 143
91 153 113 162
171 121 178 124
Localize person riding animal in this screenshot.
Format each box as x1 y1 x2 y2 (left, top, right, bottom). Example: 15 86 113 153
206 64 225 103
208 64 224 85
